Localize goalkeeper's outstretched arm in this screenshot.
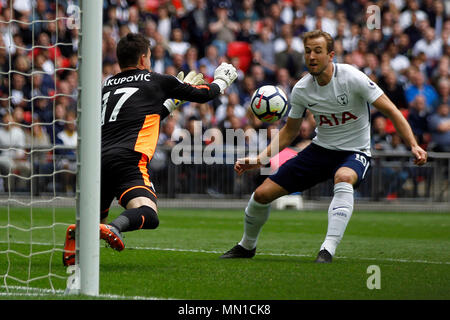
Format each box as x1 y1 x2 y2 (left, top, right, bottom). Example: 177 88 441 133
163 63 237 114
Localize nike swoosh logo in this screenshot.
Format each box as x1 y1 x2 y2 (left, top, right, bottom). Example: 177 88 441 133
332 206 349 210
256 91 264 109
308 103 317 107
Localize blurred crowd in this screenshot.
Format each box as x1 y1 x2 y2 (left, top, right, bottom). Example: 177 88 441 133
0 0 449 195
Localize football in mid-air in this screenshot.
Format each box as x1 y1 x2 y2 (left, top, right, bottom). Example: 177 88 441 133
250 85 288 123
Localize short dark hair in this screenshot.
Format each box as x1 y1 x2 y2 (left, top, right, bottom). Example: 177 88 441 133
303 30 334 53
116 33 150 69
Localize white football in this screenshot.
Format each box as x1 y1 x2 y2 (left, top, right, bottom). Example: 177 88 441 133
250 85 289 123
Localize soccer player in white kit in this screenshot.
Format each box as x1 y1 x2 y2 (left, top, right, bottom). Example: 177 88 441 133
221 30 427 263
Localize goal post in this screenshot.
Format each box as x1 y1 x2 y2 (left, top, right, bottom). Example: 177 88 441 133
74 0 103 296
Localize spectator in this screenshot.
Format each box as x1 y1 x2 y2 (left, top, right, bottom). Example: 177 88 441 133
367 28 386 58
168 28 190 56
208 1 240 55
236 18 259 43
171 53 185 74
382 131 410 199
250 64 271 88
399 0 429 30
196 102 216 131
252 27 277 77
10 73 30 110
427 103 450 152
156 5 173 42
142 19 158 49
290 119 315 151
379 69 409 110
151 43 172 74
412 26 443 63
386 41 411 75
274 23 304 54
292 14 308 37
159 117 180 148
431 55 449 87
428 0 446 37
198 44 220 79
275 36 304 79
127 5 140 34
351 39 369 69
408 95 431 147
236 0 260 22
182 46 200 74
305 6 337 37
216 92 246 123
55 111 77 193
275 68 293 100
436 77 450 107
405 67 439 111
397 33 413 58
267 2 285 36
342 23 360 53
0 113 30 191
371 116 391 151
184 0 210 56
27 118 51 189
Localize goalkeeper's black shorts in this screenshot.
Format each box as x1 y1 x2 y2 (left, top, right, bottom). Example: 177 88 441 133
100 148 157 220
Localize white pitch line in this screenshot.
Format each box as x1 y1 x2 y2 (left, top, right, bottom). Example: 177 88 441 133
130 246 450 265
0 285 174 300
1 240 449 265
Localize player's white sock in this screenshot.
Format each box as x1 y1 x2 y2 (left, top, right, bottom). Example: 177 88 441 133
238 193 271 250
320 182 354 256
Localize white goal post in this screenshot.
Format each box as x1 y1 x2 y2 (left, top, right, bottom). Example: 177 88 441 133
0 0 102 297
73 0 102 296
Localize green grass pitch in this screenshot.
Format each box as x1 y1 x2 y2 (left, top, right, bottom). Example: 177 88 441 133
0 206 449 300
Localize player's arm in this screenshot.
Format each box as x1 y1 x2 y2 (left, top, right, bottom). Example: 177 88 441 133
234 117 303 175
162 63 237 113
372 93 427 166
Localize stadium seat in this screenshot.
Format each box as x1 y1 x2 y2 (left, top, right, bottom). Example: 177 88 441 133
227 41 252 73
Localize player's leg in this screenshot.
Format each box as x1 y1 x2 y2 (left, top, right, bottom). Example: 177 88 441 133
221 178 289 258
100 151 159 251
99 185 159 251
240 179 288 249
316 152 370 263
108 194 159 233
221 143 335 259
316 167 357 263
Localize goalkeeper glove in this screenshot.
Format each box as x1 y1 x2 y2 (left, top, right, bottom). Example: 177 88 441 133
163 70 205 113
212 62 238 93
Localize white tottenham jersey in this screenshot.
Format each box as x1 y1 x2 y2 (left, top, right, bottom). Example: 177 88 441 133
289 63 384 156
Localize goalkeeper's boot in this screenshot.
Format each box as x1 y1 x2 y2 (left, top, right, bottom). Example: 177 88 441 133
220 244 256 259
315 249 332 263
100 224 125 251
63 224 76 266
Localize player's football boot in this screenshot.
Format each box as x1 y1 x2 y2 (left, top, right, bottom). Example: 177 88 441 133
315 249 332 263
220 244 256 259
100 224 125 251
63 224 76 266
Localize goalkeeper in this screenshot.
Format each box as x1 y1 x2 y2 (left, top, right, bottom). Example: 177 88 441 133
63 33 237 266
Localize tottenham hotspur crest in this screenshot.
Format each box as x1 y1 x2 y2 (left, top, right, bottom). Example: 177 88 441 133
337 93 348 105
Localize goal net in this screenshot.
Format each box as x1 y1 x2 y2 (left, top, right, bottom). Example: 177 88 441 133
0 0 101 297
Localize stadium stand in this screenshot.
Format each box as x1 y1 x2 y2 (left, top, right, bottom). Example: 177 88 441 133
0 0 448 200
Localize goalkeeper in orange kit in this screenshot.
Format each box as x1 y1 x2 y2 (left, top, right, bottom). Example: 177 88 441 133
63 33 237 266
